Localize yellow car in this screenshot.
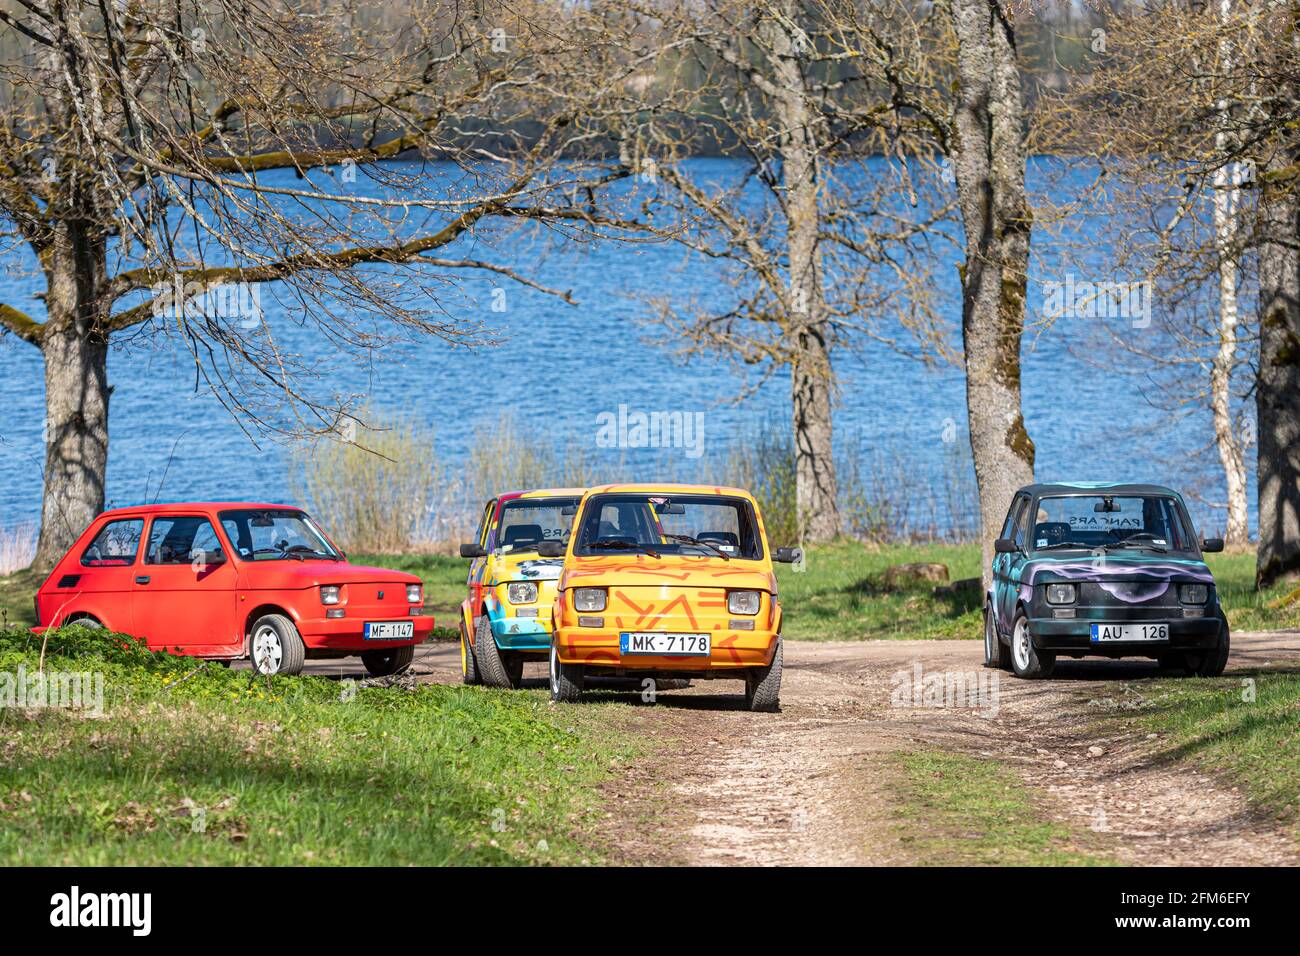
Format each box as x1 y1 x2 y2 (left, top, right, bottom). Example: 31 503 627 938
458 488 585 688
539 483 801 711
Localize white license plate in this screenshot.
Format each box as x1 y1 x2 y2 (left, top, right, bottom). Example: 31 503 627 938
1090 623 1168 642
619 631 711 656
365 621 414 640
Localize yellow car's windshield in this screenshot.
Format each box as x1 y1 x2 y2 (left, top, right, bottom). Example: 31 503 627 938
572 494 763 560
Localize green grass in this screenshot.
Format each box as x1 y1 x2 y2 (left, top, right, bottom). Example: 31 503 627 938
775 540 983 641
887 750 1114 865
0 626 643 865
1098 669 1300 830
1203 550 1300 632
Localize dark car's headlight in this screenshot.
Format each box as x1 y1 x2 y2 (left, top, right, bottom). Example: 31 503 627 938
727 590 761 615
1045 583 1076 605
1179 584 1208 605
573 587 606 612
507 582 538 604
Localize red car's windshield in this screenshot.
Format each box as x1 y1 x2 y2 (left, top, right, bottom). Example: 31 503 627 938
218 509 341 561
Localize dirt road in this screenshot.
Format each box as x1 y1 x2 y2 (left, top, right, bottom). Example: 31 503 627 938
312 632 1300 866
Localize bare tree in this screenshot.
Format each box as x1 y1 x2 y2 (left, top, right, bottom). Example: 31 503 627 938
0 0 650 568
948 0 1036 586
614 0 954 544
1043 0 1300 581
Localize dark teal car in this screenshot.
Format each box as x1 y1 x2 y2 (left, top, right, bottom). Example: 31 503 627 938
984 482 1229 679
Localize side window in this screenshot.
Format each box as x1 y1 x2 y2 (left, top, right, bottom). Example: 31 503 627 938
999 497 1024 541
146 517 225 565
81 519 144 567
477 499 497 550
1013 498 1034 549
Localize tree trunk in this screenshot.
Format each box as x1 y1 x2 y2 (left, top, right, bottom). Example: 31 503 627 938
1256 146 1300 589
1210 0 1250 547
31 222 112 571
766 4 839 543
949 0 1036 589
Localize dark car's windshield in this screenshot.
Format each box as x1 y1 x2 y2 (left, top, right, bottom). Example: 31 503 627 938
572 494 763 560
1030 495 1197 554
494 497 581 554
218 509 341 561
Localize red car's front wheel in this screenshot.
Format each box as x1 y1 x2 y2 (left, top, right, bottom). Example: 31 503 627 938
249 614 305 676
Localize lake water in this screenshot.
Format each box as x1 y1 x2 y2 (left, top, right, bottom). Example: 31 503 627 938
0 158 1254 539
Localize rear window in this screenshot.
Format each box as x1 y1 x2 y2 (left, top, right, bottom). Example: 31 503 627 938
80 518 144 567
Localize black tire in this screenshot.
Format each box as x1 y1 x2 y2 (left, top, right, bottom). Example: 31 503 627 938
249 613 306 676
66 616 102 629
460 623 480 685
1009 611 1055 679
745 637 783 712
361 645 415 677
475 614 521 689
983 604 1010 670
1187 610 1230 677
548 637 584 703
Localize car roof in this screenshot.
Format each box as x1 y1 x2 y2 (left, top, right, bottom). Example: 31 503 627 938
97 501 303 518
496 488 587 502
1018 482 1180 498
583 482 755 499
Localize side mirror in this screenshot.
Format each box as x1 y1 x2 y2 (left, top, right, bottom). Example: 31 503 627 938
536 540 566 558
994 538 1020 554
1201 538 1224 553
774 547 802 564
459 543 486 559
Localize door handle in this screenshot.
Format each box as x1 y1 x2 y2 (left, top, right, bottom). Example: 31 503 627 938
135 575 150 585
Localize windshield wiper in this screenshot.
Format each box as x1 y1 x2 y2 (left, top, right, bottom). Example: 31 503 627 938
1036 541 1094 551
1107 534 1168 553
664 534 730 560
589 539 661 559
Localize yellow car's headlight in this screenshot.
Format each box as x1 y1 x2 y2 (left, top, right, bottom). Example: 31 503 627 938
507 582 538 604
573 587 607 612
727 590 761 615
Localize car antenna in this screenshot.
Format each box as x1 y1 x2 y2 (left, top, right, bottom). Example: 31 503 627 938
151 429 191 504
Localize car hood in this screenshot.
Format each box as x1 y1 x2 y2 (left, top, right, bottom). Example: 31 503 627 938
238 560 420 589
560 554 776 593
487 553 565 587
1023 553 1213 587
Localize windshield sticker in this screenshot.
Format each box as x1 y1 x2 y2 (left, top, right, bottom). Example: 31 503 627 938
1036 538 1048 548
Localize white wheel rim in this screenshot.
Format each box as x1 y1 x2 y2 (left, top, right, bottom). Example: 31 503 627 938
549 642 560 696
252 625 283 674
1012 618 1031 672
985 610 996 661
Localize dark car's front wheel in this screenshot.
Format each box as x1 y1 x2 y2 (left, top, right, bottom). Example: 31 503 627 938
362 645 415 677
249 614 306 676
1010 611 1055 679
1185 610 1230 678
983 604 1010 670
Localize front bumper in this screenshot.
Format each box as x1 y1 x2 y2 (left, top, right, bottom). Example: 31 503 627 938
553 626 778 673
1027 612 1220 653
298 613 434 650
490 613 553 651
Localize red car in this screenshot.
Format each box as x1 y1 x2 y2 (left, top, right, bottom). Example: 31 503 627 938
32 502 433 676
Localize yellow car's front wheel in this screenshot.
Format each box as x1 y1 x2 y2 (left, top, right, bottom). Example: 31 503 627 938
461 624 480 685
